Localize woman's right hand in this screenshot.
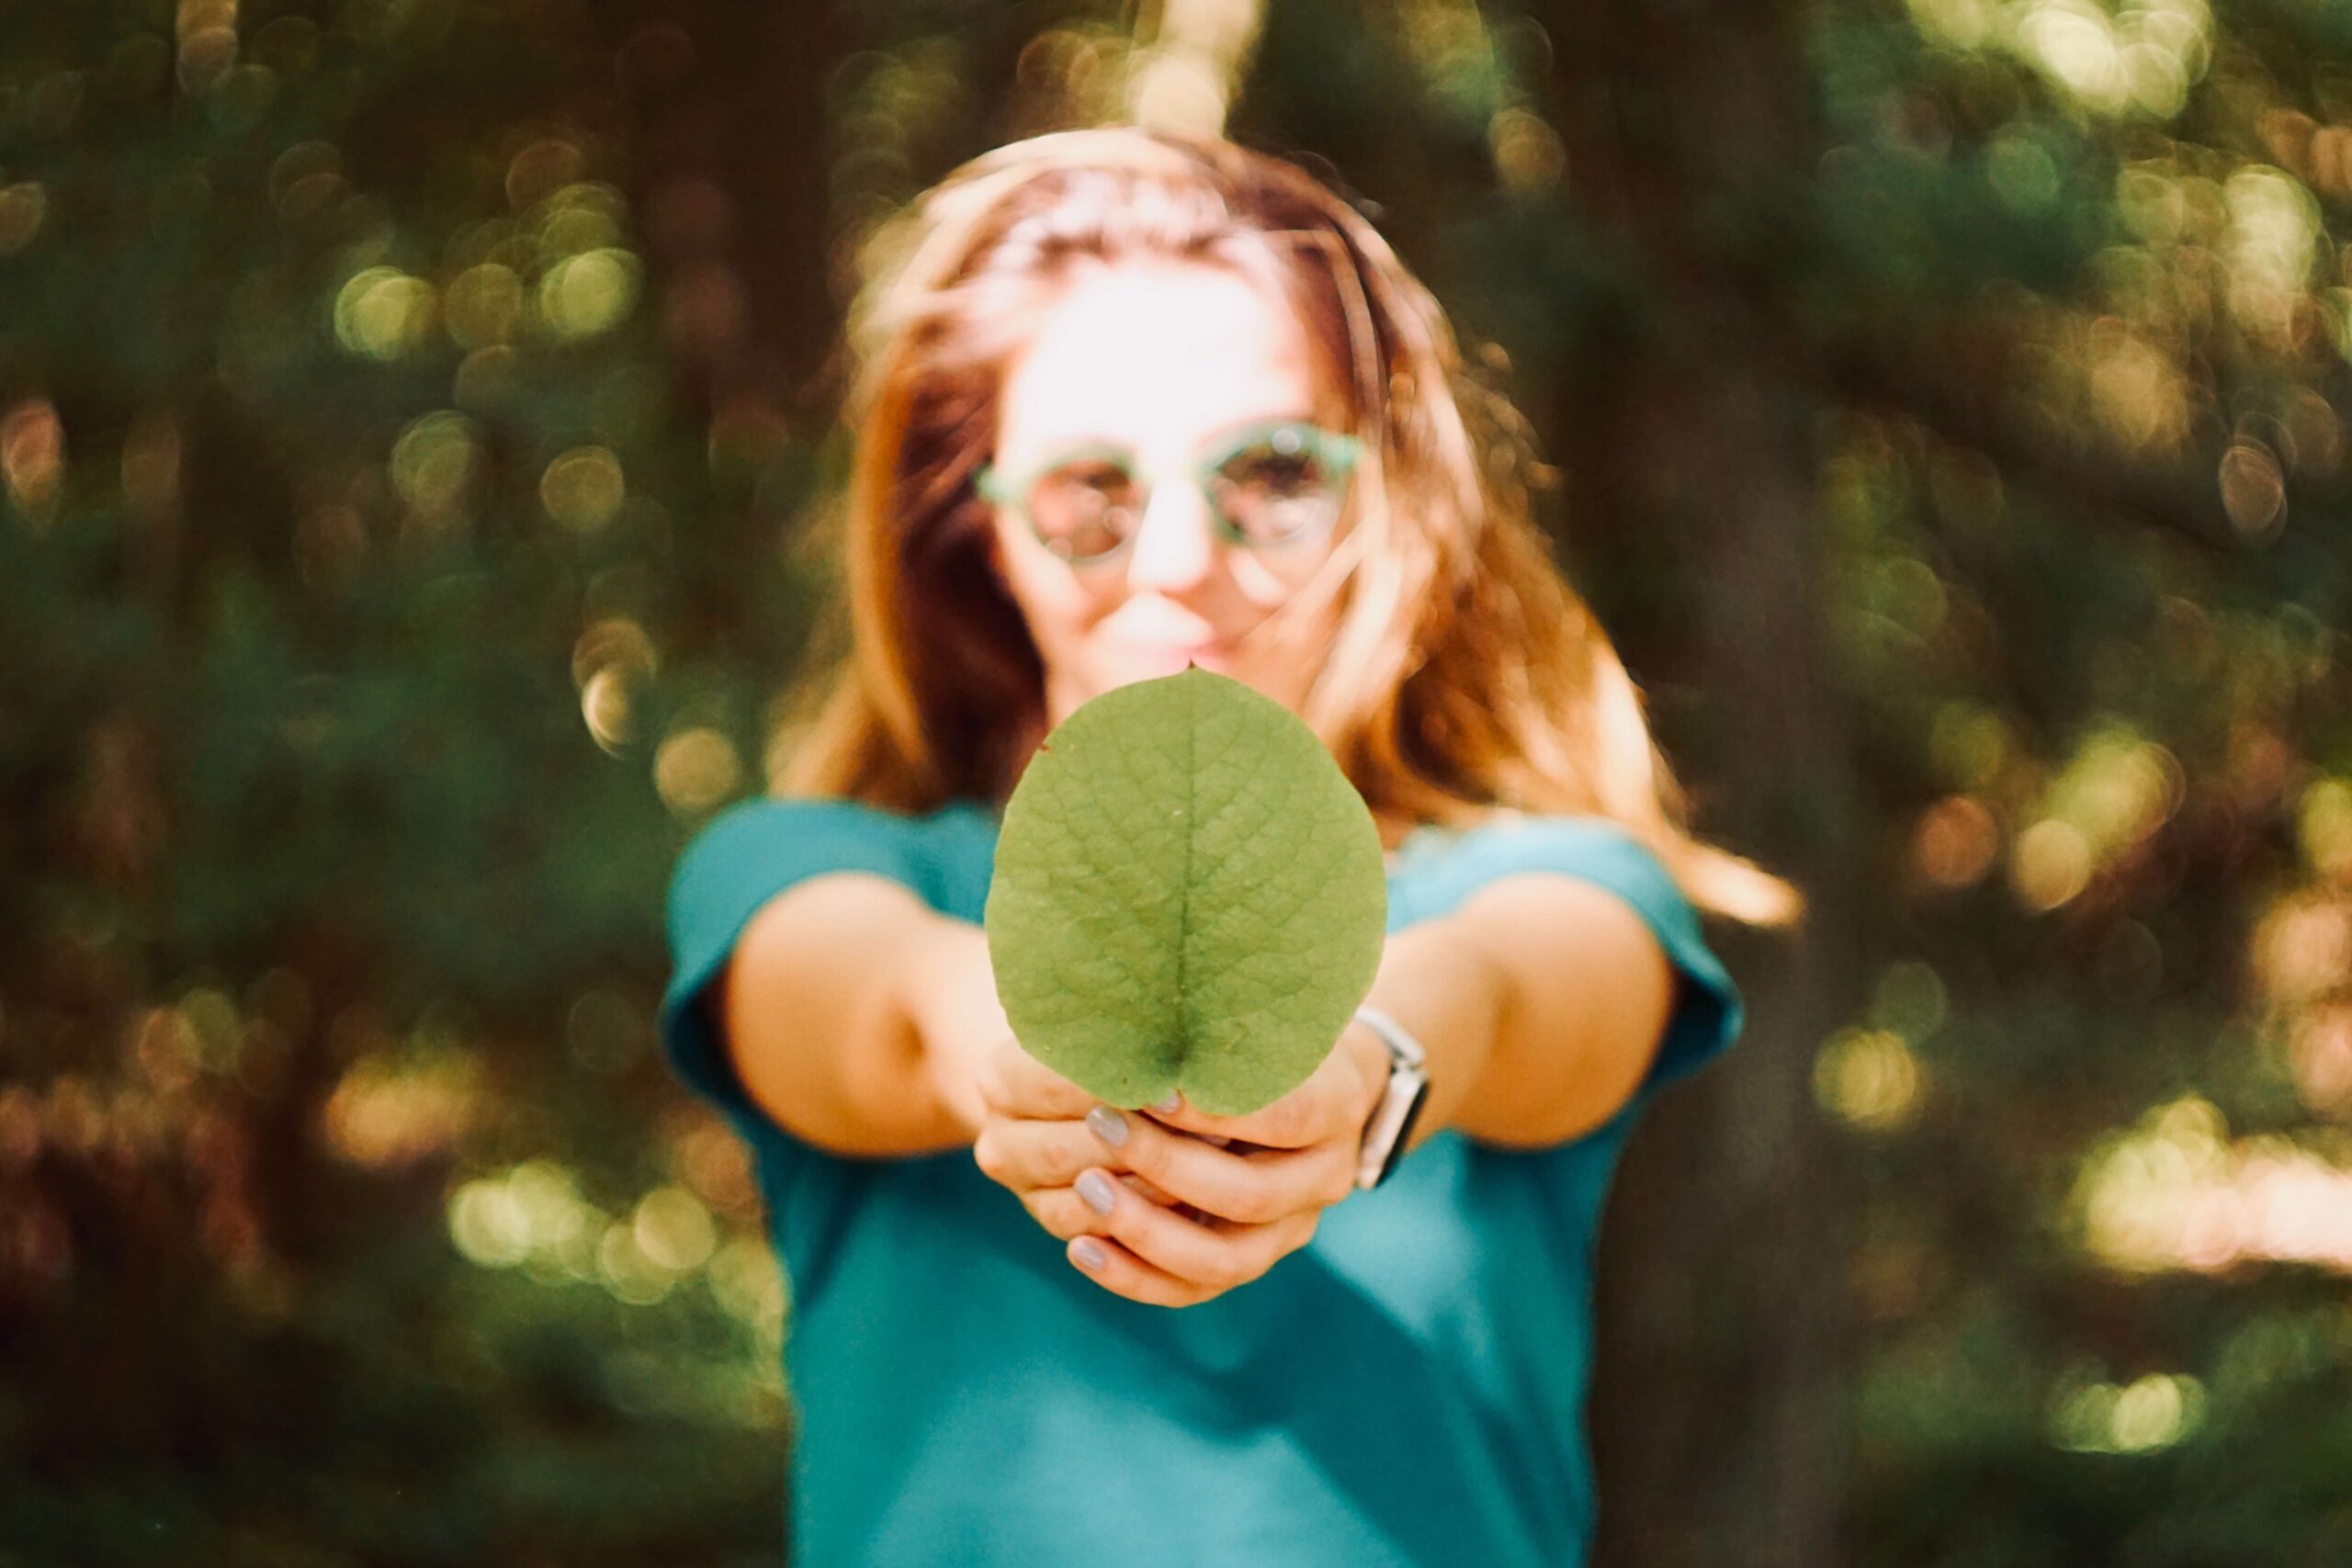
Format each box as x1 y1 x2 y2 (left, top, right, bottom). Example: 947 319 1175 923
901 915 1194 1212
967 1030 1197 1225
972 1032 1347 1309
914 919 1321 1306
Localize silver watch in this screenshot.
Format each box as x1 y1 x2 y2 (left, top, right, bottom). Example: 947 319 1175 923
1351 1004 1432 1190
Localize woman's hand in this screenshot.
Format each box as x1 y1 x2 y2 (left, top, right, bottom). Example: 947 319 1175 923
970 1024 1391 1309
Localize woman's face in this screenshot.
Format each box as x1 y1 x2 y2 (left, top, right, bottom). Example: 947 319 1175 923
983 258 1353 728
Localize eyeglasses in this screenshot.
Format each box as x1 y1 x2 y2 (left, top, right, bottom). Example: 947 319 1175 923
977 419 1362 569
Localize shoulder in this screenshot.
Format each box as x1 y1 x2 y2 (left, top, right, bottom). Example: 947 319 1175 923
664 795 993 952
668 795 910 906
1428 811 1691 927
674 795 900 864
1434 810 1746 1097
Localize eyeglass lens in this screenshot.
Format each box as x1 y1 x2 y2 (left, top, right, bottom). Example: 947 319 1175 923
1024 432 1346 563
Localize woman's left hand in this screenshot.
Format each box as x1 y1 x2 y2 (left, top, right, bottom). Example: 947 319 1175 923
1063 1021 1391 1308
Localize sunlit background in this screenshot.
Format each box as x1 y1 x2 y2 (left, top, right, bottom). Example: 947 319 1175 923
2 0 2348 1563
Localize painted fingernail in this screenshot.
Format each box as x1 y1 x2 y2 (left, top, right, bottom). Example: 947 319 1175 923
1077 1169 1117 1216
1072 1237 1108 1270
1085 1106 1130 1147
1151 1092 1182 1113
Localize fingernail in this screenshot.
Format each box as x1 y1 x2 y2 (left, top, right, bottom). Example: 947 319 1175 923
1072 1237 1108 1270
1151 1092 1182 1113
1085 1106 1130 1148
1077 1169 1116 1216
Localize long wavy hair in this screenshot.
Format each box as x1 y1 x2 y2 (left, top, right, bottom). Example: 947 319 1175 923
770 126 1798 925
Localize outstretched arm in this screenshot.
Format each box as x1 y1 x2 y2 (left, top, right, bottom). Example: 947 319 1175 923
714 873 977 1158
1433 871 1679 1147
1136 875 1675 1160
1062 885 1673 1306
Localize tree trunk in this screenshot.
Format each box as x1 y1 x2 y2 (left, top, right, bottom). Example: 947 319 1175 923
1539 4 1867 1563
1585 354 1862 1568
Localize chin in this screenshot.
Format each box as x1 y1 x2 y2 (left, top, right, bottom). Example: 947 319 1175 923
1050 649 1295 720
1103 646 1232 682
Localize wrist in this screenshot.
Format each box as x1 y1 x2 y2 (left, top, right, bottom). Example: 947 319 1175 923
1347 1004 1440 1190
898 914 1000 1141
1340 1018 1393 1131
1357 914 1507 1145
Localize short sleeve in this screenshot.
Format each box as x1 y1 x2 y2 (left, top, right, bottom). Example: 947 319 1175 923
657 796 929 1143
1429 815 1746 1100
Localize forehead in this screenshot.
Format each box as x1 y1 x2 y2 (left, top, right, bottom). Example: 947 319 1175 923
994 259 1329 460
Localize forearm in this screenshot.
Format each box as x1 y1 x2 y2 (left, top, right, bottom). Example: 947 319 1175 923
715 873 978 1159
894 910 1003 1144
1346 914 1512 1155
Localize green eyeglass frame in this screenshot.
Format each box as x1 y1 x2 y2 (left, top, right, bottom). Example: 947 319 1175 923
975 418 1363 568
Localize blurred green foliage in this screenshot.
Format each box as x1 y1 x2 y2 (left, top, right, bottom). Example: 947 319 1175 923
1 2 799 1562
0 0 2347 1563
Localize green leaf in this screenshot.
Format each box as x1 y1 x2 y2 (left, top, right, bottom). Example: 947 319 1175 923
984 665 1389 1116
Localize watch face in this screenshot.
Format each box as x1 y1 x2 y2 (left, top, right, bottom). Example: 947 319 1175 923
1372 1075 1433 1190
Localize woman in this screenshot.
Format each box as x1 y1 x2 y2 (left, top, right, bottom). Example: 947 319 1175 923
660 126 1797 1566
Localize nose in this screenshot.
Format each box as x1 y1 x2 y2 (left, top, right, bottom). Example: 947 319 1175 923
1122 475 1218 593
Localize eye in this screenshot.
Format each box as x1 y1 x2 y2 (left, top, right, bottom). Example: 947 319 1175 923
1028 457 1142 558
1050 458 1132 499
1212 431 1344 543
1221 444 1321 495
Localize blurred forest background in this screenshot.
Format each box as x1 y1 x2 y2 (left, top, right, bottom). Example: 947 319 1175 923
2 0 2349 1563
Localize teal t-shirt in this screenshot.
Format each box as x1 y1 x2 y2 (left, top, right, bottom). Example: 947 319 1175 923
658 795 1743 1568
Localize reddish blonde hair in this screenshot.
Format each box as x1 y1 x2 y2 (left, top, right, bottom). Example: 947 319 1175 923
771 127 1798 925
